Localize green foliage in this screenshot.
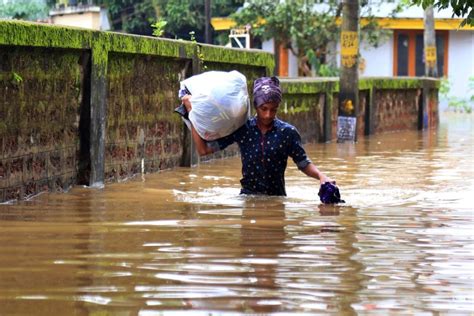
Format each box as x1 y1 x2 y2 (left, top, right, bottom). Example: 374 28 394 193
410 0 473 26
11 71 23 85
232 0 402 76
0 0 48 20
233 0 340 76
318 64 340 77
440 77 473 113
151 18 167 37
95 0 243 39
306 49 340 76
189 31 207 71
439 76 450 95
95 0 158 35
154 0 244 42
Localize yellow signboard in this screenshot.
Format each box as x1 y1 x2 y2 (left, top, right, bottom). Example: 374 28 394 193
425 46 436 61
425 46 437 68
341 31 358 68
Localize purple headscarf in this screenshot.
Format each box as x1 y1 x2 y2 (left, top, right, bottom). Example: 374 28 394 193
253 76 282 108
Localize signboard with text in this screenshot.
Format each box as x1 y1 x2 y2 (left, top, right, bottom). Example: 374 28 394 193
340 31 358 68
337 116 357 142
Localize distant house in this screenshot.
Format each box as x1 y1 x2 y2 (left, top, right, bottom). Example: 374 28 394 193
212 5 473 99
49 4 110 31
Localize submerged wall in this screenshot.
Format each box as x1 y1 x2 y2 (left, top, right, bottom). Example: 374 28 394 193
0 21 438 203
280 77 439 143
0 21 272 202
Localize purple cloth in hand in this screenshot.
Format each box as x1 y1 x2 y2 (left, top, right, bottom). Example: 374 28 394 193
318 182 345 204
253 76 282 108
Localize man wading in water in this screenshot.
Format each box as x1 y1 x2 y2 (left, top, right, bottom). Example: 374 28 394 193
181 76 334 196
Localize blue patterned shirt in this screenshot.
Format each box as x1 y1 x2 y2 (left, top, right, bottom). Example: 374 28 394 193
209 117 311 196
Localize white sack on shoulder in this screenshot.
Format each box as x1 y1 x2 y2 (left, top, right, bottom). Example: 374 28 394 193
180 70 250 141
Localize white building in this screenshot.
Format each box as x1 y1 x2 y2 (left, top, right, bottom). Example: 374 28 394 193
49 4 110 31
212 5 473 102
357 5 473 102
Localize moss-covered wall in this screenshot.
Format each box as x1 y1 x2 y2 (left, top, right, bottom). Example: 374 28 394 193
278 93 325 143
0 46 84 201
105 53 187 180
373 89 420 132
0 20 274 202
280 77 439 142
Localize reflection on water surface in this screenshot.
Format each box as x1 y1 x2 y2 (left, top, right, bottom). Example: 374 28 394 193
1 113 473 315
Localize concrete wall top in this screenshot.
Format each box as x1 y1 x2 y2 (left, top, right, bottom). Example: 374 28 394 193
0 20 274 74
280 76 440 94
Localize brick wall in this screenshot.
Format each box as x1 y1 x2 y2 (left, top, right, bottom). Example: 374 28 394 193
105 54 187 181
280 78 439 143
0 46 84 201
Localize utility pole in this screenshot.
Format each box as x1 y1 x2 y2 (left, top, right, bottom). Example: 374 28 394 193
424 6 437 77
337 0 359 143
421 5 438 129
205 0 212 44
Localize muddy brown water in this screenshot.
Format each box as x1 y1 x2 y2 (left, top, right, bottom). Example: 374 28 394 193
1 113 473 315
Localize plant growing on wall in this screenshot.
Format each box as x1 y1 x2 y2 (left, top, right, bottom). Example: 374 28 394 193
189 31 207 71
151 18 167 37
11 72 23 85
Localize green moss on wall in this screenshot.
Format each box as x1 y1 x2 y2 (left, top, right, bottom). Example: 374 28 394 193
281 79 338 94
0 20 92 49
281 95 316 114
281 77 439 95
106 52 185 140
200 44 274 75
0 20 270 68
0 46 83 149
0 20 273 79
359 77 423 90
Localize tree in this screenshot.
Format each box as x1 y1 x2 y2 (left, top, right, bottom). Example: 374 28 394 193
0 0 49 20
411 0 473 26
92 0 243 39
232 0 403 77
94 0 159 35
155 0 244 42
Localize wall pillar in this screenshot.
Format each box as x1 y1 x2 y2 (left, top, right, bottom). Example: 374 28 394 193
364 88 375 135
89 44 108 187
323 92 333 142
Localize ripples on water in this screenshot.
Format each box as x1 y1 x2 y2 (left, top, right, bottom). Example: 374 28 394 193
0 113 473 315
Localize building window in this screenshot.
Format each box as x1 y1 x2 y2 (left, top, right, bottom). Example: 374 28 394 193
394 30 448 77
396 33 409 76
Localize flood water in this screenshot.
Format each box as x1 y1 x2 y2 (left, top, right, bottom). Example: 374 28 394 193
1 113 473 315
